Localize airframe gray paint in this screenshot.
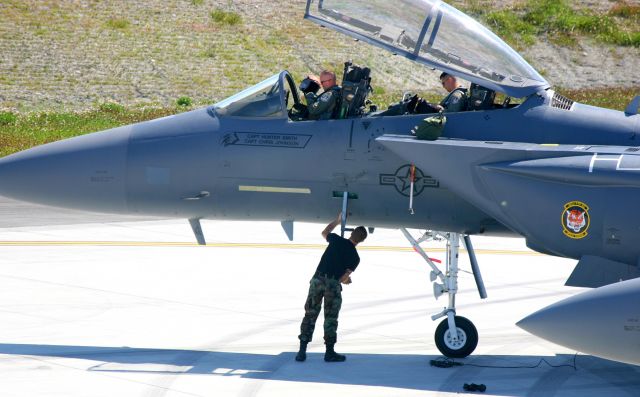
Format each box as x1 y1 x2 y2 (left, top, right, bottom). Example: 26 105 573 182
0 125 130 213
517 277 640 366
378 137 640 267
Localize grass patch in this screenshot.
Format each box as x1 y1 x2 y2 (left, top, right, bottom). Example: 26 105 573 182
98 102 125 113
176 96 193 107
191 0 204 5
210 9 242 26
0 112 18 126
610 2 640 18
558 86 640 110
476 0 640 48
0 106 178 157
105 18 130 30
0 112 18 125
485 10 536 47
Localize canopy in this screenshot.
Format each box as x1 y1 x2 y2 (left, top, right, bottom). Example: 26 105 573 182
305 0 549 97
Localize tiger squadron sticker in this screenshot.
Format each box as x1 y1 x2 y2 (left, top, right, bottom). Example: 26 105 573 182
562 201 590 239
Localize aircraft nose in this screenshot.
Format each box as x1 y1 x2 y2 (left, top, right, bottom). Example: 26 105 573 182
0 126 131 213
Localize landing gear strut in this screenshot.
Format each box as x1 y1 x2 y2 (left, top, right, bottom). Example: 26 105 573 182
400 229 486 358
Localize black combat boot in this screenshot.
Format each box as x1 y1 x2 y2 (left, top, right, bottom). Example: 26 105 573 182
324 344 346 362
295 341 308 362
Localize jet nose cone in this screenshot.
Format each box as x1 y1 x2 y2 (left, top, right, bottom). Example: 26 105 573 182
516 309 556 339
0 126 131 213
518 278 640 366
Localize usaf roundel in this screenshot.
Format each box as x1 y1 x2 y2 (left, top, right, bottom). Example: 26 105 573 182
562 201 590 239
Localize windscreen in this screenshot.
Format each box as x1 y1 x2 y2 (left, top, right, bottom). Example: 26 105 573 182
214 74 284 118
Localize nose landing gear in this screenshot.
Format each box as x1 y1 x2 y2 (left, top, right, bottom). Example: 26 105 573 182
400 229 486 358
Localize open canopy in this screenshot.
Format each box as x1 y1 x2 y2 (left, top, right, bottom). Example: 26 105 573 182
305 0 549 97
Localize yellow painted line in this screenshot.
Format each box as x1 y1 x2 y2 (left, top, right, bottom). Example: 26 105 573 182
238 185 311 194
0 241 543 255
540 143 559 146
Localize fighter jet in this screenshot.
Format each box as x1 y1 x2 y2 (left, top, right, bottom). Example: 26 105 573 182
0 0 639 364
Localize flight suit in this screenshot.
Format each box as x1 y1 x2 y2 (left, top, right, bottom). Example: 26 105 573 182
306 85 342 120
439 87 468 113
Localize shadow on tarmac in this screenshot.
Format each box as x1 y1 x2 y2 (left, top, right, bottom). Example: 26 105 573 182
0 343 638 395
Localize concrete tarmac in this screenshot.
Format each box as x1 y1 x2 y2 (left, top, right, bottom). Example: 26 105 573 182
0 196 160 228
0 216 638 396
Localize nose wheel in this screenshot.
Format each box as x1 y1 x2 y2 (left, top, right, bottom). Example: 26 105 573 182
435 315 478 358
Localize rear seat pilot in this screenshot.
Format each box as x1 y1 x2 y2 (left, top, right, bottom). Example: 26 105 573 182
437 72 468 113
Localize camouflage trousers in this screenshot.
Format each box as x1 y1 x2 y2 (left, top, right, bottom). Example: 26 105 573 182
298 276 343 345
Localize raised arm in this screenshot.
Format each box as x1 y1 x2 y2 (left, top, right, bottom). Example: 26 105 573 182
321 212 342 240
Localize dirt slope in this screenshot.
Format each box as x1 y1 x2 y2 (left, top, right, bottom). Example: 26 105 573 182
0 0 638 111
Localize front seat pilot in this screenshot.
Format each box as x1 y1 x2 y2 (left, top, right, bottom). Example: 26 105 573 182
305 70 342 120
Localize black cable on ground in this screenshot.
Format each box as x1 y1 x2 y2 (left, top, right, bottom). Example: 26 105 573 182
430 353 578 370
430 354 578 394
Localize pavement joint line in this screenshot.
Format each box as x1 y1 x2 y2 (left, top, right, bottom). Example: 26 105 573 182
16 355 204 397
0 241 542 255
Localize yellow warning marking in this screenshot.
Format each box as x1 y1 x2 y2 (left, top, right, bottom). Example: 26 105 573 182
0 241 543 255
239 186 311 194
540 143 559 147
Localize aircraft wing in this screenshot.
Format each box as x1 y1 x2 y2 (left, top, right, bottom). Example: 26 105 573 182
304 0 549 97
377 135 640 285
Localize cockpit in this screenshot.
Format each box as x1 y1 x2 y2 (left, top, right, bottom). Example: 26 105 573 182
212 66 375 121
213 66 520 122
212 1 552 121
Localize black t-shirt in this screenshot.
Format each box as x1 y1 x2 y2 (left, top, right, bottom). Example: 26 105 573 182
315 233 360 279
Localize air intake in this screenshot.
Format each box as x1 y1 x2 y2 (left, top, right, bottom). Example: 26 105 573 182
551 92 574 111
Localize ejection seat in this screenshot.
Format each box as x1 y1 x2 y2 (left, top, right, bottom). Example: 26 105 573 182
467 83 496 111
336 61 373 118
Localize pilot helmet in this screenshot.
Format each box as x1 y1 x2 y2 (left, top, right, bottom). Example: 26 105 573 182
299 76 321 95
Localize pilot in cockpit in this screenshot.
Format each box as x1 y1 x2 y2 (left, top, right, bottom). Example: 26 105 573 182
437 72 468 113
305 70 342 120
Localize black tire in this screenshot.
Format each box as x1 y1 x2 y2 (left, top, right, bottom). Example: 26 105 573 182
434 316 478 358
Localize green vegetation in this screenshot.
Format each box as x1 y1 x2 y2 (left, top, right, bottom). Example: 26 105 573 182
2 87 637 157
0 107 176 157
191 0 204 5
210 9 242 26
98 102 125 114
105 18 130 30
466 0 640 48
558 86 640 111
610 2 640 18
176 96 193 107
0 112 17 126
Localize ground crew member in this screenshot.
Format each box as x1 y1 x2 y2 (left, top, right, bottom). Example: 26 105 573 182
437 72 468 113
305 70 342 120
295 213 368 362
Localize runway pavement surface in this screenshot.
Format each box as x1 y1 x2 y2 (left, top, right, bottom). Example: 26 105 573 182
0 212 638 396
0 196 161 228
